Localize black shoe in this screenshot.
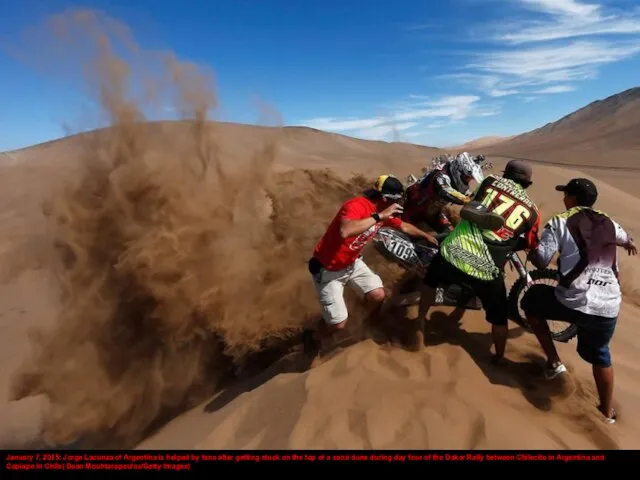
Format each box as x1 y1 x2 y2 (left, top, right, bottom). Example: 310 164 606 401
302 328 319 354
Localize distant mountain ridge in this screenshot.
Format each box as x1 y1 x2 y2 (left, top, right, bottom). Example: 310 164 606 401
481 86 640 168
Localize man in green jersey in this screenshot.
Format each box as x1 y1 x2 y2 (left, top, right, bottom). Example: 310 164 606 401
416 160 541 362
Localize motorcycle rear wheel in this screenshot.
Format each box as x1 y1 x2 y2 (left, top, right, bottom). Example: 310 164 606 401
507 268 578 343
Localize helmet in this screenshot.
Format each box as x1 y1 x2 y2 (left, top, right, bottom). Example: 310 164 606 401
373 174 404 202
449 153 484 193
475 154 486 164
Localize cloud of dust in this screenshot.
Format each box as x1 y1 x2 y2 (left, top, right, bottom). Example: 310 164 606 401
8 9 383 448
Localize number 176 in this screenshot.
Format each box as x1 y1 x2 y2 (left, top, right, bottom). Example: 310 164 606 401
481 188 530 230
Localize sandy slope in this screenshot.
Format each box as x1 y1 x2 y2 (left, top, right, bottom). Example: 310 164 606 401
447 135 514 152
0 123 437 448
2 120 640 451
136 160 640 451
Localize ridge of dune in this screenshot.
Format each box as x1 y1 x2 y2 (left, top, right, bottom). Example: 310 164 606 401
483 87 640 166
447 135 514 152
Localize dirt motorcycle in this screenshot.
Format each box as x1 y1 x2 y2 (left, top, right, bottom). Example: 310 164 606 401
372 215 578 343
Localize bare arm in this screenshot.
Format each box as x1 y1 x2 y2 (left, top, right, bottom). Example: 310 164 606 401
340 216 378 239
613 220 637 256
399 221 439 246
339 203 404 239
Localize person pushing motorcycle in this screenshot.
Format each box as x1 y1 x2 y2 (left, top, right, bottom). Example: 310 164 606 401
303 175 438 354
403 152 484 234
415 159 541 360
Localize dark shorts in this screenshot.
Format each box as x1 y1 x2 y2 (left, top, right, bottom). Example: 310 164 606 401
521 284 617 367
424 252 508 326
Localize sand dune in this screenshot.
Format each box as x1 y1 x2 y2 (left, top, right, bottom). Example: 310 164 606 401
3 126 640 450
136 160 640 451
1 8 640 452
448 135 514 152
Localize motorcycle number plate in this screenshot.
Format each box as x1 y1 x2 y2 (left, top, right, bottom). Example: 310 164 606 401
387 239 414 262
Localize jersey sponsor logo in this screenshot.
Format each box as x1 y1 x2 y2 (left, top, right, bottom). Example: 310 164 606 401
446 243 499 273
487 176 535 207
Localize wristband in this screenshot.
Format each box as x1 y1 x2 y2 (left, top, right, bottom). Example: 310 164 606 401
371 212 381 222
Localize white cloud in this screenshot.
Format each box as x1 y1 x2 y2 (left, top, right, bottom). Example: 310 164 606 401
497 0 640 44
443 1 640 97
301 117 383 131
460 40 640 96
489 88 519 97
358 122 418 139
533 85 576 94
301 95 500 141
468 40 640 77
519 0 600 18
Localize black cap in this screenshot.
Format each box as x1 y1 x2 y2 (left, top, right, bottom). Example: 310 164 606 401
555 178 598 206
364 174 405 201
503 159 533 183
379 175 404 195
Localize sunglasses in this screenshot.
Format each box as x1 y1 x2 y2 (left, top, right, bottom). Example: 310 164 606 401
382 193 404 203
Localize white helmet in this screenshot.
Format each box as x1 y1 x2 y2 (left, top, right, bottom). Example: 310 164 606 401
449 152 484 193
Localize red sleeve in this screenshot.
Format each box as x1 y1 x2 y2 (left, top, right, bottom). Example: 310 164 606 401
525 214 541 250
339 198 368 221
384 216 403 228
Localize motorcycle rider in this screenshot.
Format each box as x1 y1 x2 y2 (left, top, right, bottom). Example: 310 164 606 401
303 175 438 354
415 160 541 359
403 152 484 234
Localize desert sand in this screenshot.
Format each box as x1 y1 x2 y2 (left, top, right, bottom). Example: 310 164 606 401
448 135 514 152
1 9 640 451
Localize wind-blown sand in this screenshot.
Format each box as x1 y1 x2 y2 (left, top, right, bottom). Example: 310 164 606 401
1 9 640 451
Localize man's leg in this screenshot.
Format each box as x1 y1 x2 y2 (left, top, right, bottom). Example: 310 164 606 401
348 258 387 327
575 316 618 423
417 283 437 334
521 285 567 378
305 268 350 353
594 365 615 422
415 252 452 349
474 275 509 363
491 324 509 363
525 313 563 371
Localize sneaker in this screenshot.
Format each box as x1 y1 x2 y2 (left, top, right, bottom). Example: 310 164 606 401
544 362 567 380
598 406 617 424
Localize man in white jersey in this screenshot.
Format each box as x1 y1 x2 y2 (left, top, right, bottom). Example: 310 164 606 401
521 178 636 424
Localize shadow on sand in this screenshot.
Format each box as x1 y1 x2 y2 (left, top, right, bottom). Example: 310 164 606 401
202 299 575 418
396 305 574 412
203 317 364 415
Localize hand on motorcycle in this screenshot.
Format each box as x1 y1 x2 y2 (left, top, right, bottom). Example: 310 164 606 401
422 231 439 247
624 239 637 256
380 202 404 220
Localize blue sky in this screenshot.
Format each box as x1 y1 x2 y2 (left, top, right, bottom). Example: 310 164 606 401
1 0 640 151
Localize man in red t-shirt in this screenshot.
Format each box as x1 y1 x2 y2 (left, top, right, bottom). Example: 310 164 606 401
304 174 438 353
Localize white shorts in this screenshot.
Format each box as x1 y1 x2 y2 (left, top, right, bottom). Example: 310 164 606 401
311 257 384 325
